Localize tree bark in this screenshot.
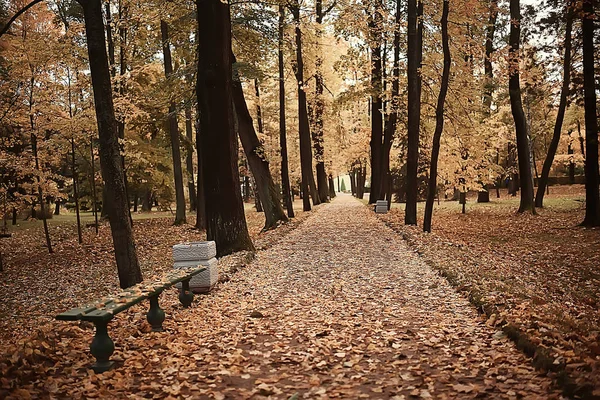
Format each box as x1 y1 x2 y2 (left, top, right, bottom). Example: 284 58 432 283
580 0 600 226
196 0 254 255
290 0 320 211
185 105 197 211
79 0 142 288
161 20 186 225
278 5 294 218
71 138 83 244
405 0 421 224
508 0 536 214
314 0 329 203
535 6 572 207
483 0 498 115
328 174 336 198
381 0 401 206
232 62 288 230
368 5 384 204
423 0 450 233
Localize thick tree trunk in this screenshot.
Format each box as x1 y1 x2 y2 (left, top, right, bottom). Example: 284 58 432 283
278 5 294 218
581 0 600 226
350 170 356 196
79 0 142 288
535 8 572 207
196 0 254 255
232 64 288 230
161 20 186 225
291 1 320 211
508 0 535 214
368 6 384 204
405 0 421 224
184 106 197 211
423 0 450 233
54 201 60 215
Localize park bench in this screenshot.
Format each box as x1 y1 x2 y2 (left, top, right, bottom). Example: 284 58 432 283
56 265 207 373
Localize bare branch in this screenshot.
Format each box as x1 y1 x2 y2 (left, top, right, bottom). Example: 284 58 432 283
0 0 46 38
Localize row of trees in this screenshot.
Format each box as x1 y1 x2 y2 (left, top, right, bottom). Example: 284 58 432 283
2 0 599 287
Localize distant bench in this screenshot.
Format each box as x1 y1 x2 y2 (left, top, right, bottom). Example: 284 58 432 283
56 266 206 373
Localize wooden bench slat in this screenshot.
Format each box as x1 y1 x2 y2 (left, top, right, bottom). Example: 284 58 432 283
56 266 207 322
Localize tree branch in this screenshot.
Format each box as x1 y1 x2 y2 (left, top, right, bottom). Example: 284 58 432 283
0 0 45 38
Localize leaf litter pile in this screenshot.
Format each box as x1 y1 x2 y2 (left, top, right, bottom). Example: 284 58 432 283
0 195 563 399
377 186 599 397
0 204 311 347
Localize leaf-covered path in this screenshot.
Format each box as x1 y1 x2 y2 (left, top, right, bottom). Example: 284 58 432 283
3 195 560 399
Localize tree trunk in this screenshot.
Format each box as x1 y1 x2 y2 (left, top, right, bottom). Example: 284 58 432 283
568 138 575 184
483 0 498 116
90 134 99 234
117 1 132 225
580 0 600 226
368 5 383 204
313 0 330 203
231 63 288 230
508 0 536 214
54 201 60 215
380 0 401 205
328 174 336 198
185 106 197 211
161 20 186 225
196 0 254 255
71 138 83 244
79 0 142 288
290 0 320 211
350 170 356 196
423 0 450 233
535 8 572 207
278 5 295 218
405 0 421 225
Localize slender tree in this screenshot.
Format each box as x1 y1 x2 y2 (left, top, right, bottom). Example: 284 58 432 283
278 4 294 218
508 0 535 214
161 20 186 225
185 105 197 211
535 3 572 207
405 0 421 224
290 0 320 210
580 0 600 226
313 0 331 203
368 3 384 204
423 0 450 233
232 57 288 230
196 0 254 255
380 0 401 207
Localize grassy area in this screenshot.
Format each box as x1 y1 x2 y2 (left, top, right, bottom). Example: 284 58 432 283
1 201 300 233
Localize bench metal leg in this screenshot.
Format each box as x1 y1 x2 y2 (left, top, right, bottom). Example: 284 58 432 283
179 279 194 308
147 292 165 332
90 321 115 373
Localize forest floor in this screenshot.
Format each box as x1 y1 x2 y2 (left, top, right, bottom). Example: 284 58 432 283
373 185 599 398
1 195 565 399
0 200 312 346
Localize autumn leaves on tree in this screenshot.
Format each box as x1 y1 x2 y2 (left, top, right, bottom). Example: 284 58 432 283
2 0 600 288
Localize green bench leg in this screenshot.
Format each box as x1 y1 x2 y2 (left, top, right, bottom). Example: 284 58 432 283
179 279 194 308
90 321 115 373
147 292 165 332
